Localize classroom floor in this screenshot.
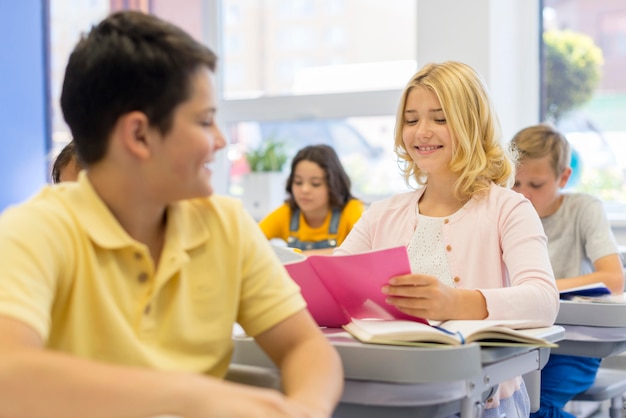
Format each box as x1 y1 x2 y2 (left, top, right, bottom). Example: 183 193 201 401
587 403 609 417
566 400 612 417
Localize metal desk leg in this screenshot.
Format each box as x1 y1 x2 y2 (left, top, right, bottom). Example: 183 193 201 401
460 399 483 418
462 349 543 417
460 379 484 418
523 370 541 412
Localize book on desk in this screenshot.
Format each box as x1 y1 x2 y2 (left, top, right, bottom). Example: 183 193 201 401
559 282 611 300
344 318 557 347
275 245 555 347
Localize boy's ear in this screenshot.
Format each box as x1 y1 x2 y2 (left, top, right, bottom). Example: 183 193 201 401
117 111 152 160
559 166 572 188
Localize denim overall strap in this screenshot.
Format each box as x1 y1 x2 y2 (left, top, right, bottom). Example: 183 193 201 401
287 208 341 250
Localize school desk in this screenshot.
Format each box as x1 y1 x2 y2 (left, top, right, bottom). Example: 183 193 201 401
551 299 626 417
231 326 564 418
553 299 626 357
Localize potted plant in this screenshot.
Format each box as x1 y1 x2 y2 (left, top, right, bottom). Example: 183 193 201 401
242 138 289 220
246 138 288 172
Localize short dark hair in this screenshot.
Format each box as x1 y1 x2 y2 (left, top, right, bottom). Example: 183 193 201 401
51 141 78 184
60 11 217 165
286 144 356 211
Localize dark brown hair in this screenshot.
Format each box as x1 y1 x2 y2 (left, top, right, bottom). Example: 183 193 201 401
285 144 356 211
51 141 79 184
61 11 217 165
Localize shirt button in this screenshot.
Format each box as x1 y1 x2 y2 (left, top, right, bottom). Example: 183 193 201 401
453 276 460 283
137 272 149 283
144 305 151 315
134 252 142 260
446 245 452 252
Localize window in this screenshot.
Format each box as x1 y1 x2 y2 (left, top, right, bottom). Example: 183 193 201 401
49 0 112 156
219 0 417 99
542 0 626 217
218 0 418 210
228 116 410 204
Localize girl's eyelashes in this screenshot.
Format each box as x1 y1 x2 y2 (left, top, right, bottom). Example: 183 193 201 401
293 181 324 187
404 117 446 125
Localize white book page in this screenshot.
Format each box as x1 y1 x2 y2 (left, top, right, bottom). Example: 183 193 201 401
560 282 609 295
436 319 546 336
347 319 459 344
272 245 306 264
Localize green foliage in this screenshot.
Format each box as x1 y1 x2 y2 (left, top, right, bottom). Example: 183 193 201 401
576 167 626 204
246 139 288 172
544 29 603 122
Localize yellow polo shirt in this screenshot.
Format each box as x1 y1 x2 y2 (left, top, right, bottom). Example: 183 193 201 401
0 172 305 377
259 199 364 246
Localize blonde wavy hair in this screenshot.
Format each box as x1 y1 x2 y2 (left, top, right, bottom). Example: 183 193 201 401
393 61 515 199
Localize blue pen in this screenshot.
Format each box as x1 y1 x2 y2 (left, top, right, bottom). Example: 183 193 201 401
433 325 466 344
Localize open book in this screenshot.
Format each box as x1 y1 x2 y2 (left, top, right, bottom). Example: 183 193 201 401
344 318 557 347
276 246 427 328
559 282 611 299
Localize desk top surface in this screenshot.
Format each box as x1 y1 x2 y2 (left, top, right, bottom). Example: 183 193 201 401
557 298 626 327
552 324 626 357
553 299 626 357
232 326 564 384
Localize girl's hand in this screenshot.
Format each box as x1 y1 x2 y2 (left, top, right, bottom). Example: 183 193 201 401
382 273 459 320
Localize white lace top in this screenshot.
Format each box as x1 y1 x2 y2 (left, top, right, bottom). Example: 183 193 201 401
407 213 455 287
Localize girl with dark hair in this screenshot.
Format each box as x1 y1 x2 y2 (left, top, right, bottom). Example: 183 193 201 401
260 144 364 254
51 141 82 183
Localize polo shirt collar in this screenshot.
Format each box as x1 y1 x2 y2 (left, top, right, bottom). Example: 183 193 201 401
67 172 210 252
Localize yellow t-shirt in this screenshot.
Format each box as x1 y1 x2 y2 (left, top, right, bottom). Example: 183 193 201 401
0 173 305 377
259 199 364 247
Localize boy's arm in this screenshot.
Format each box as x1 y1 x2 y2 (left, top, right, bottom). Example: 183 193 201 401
0 316 314 418
255 309 344 417
555 253 625 294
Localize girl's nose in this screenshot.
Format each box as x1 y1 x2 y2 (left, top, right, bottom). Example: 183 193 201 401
414 121 433 140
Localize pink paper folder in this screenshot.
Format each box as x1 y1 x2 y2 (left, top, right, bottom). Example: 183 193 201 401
284 246 427 328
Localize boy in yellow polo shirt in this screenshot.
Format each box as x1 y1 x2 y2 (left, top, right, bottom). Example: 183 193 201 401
0 10 342 418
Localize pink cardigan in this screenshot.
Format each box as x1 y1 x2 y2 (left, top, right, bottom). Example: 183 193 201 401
335 183 559 408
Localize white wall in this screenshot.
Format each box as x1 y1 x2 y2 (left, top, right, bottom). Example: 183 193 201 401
416 0 540 141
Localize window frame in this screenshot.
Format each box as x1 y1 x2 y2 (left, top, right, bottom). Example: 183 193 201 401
206 0 541 197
